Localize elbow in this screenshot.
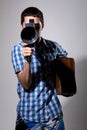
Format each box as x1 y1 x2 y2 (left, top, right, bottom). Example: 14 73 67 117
23 80 32 91
17 71 32 91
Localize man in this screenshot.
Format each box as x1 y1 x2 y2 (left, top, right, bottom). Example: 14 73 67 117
11 7 68 130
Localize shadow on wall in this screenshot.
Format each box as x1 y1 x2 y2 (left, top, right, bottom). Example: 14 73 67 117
63 58 87 130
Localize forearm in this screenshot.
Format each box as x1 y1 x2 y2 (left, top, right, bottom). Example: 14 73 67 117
17 60 32 90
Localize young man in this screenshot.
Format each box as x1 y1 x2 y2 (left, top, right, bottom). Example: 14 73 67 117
11 7 68 130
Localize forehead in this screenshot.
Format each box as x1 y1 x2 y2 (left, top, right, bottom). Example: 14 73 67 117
24 16 40 23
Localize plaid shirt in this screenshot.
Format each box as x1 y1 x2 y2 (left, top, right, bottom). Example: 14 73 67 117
11 38 68 122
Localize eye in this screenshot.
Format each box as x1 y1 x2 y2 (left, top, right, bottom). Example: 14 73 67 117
35 23 40 30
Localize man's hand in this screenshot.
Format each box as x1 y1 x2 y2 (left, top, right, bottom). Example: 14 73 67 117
22 43 34 57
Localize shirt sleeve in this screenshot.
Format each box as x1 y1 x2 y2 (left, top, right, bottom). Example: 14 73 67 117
11 44 25 74
54 42 68 57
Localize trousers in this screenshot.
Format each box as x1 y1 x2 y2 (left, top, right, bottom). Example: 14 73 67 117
24 118 65 130
15 114 65 130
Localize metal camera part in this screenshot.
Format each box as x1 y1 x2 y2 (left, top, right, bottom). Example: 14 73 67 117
21 19 38 46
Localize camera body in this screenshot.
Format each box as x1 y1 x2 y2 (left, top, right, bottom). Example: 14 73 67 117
21 19 38 47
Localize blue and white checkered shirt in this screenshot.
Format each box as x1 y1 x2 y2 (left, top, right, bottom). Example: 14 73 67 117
11 38 68 122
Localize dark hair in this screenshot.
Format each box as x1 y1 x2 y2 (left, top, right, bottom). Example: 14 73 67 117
21 7 44 27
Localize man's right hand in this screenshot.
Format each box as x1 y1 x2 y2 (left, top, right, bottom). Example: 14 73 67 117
22 43 34 58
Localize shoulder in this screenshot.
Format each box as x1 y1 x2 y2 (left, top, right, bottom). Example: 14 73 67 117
11 41 23 53
42 38 68 57
42 38 58 48
13 40 23 49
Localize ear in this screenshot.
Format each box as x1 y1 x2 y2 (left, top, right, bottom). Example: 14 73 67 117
40 22 44 30
20 24 23 29
42 23 44 29
21 22 25 29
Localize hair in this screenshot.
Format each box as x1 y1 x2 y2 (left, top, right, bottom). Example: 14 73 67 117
21 7 44 27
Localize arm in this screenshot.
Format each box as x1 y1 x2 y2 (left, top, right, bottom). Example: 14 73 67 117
17 45 34 90
17 61 32 90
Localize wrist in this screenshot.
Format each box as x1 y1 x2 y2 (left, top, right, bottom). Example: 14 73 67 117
25 56 31 62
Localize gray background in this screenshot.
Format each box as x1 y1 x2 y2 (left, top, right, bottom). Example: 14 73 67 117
0 0 87 130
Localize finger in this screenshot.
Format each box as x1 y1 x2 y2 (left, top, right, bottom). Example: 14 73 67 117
23 43 28 47
22 47 34 56
23 47 34 52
